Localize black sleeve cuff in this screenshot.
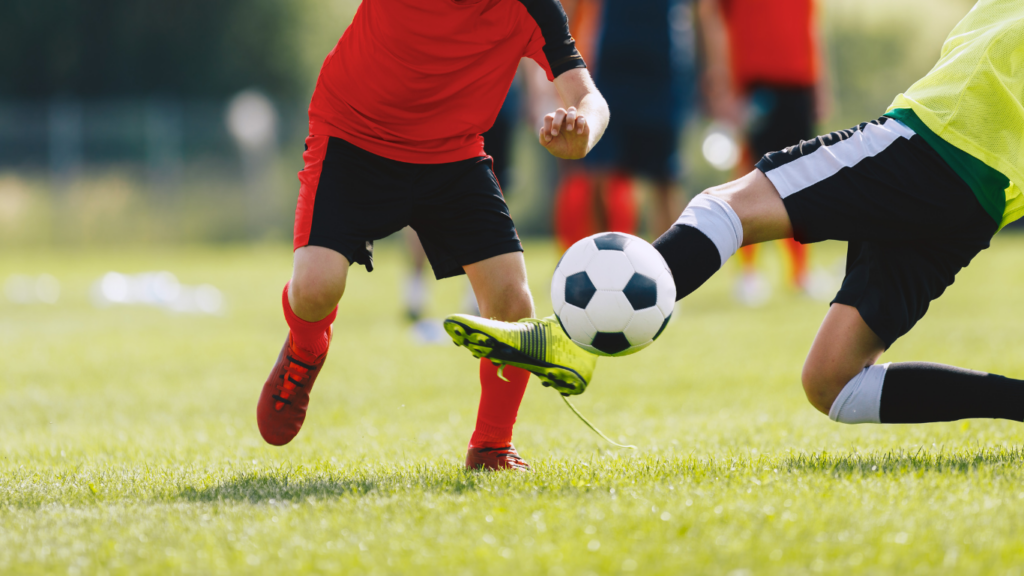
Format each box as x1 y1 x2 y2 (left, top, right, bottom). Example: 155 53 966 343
517 0 588 78
548 52 587 78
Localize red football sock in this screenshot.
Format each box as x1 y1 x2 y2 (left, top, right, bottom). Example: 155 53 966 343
604 172 638 235
554 172 596 250
784 238 808 287
282 283 337 359
738 244 758 272
470 359 530 447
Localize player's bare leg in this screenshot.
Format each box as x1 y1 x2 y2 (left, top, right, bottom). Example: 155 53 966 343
464 252 534 323
257 246 347 446
705 169 793 246
458 252 535 471
655 155 1024 425
803 300 1024 424
801 304 886 414
289 246 348 321
651 179 680 237
403 228 429 321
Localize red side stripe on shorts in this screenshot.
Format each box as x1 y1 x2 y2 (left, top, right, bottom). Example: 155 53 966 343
293 134 330 251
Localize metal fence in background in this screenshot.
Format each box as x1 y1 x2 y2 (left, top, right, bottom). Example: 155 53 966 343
0 92 314 244
0 94 307 181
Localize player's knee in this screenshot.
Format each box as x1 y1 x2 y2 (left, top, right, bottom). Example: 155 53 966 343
699 187 724 204
800 359 843 415
480 282 534 322
290 273 345 317
701 186 736 206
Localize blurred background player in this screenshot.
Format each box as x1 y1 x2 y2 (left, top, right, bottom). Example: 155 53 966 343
699 0 830 305
553 0 698 248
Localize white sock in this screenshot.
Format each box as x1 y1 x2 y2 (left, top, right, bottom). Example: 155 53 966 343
829 363 890 424
404 274 427 316
674 194 743 267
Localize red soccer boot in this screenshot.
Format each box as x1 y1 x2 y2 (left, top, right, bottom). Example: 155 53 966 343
465 444 531 472
256 327 332 446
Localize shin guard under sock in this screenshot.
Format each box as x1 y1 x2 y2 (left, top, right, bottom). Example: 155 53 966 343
880 362 1024 423
282 283 337 359
829 362 1024 424
470 359 530 447
653 194 743 299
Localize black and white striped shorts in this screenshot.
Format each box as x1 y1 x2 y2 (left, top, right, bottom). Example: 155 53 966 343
756 116 998 347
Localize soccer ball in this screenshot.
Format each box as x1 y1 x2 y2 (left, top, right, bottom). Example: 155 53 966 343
551 232 675 356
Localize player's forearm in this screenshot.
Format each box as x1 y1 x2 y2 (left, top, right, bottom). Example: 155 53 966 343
553 68 609 153
574 92 609 153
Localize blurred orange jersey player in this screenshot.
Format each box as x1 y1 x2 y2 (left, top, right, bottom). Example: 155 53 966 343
700 0 828 304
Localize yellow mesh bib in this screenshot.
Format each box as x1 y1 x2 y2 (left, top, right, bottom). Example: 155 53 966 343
887 0 1024 228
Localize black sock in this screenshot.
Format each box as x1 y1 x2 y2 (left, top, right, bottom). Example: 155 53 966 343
652 224 722 300
880 362 1024 423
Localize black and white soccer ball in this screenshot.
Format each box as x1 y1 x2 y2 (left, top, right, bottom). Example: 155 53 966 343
551 232 675 356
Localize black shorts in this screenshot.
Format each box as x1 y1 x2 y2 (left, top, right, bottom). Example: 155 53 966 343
756 116 998 347
744 84 816 159
583 121 682 181
294 135 522 280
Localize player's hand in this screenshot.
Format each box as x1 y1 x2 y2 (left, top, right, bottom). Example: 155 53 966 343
539 106 590 160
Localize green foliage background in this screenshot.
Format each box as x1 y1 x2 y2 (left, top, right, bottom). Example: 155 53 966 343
0 0 986 247
0 0 977 114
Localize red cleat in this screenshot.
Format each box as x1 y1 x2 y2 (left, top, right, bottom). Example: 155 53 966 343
256 327 331 446
465 444 531 472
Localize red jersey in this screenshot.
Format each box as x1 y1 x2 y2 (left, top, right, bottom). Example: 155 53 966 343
309 0 586 164
720 0 819 91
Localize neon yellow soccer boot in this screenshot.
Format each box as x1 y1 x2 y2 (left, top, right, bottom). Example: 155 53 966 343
444 315 598 395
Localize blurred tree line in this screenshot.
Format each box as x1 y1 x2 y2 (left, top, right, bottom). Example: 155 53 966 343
0 0 984 246
0 0 361 102
0 0 978 117
822 0 978 129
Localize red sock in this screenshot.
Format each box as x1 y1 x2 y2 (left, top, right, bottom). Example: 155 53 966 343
739 244 758 271
469 359 530 447
282 283 337 359
785 238 808 286
604 172 637 235
554 172 595 250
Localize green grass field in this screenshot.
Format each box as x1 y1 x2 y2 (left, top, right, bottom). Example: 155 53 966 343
3 236 1024 575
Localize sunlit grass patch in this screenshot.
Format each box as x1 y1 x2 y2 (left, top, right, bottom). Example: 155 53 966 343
3 238 1024 574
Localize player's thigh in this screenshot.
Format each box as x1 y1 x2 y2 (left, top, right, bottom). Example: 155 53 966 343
464 252 534 321
802 303 887 413
803 230 993 412
835 238 989 347
294 135 415 277
702 169 794 246
410 158 532 320
761 116 994 245
410 158 524 278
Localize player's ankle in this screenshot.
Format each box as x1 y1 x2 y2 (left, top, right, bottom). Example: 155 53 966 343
469 437 513 449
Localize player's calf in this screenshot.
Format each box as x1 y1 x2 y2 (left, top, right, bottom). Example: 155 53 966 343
461 251 538 470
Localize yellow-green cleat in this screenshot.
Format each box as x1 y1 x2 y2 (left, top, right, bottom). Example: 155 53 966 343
444 314 598 395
